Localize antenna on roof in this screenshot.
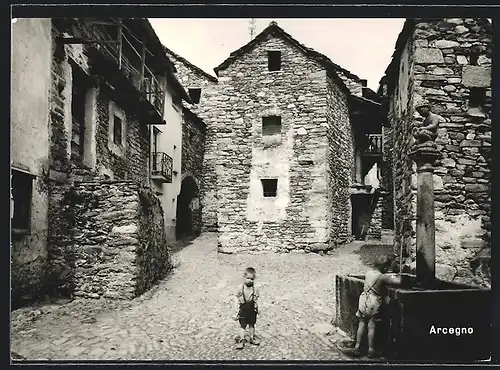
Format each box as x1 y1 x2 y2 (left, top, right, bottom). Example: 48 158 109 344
249 18 256 40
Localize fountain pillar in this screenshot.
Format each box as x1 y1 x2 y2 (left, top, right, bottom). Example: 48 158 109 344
409 142 441 285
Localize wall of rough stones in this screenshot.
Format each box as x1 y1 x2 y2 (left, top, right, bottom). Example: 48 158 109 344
388 18 492 287
214 34 351 253
48 181 172 299
380 123 395 232
326 75 354 244
164 48 220 232
366 197 383 240
11 19 53 306
181 108 206 235
388 36 418 264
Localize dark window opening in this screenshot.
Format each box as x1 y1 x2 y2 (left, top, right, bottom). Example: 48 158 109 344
261 179 278 197
469 52 480 66
469 88 486 108
152 127 160 154
11 170 34 233
71 77 86 164
188 88 202 104
172 94 181 110
262 116 282 136
113 115 123 146
268 51 281 71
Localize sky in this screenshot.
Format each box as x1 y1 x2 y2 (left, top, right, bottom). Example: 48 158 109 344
149 18 406 91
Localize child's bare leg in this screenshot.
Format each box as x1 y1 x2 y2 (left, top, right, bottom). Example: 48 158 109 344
248 325 255 339
355 320 366 350
367 319 377 353
248 324 260 345
239 326 247 340
235 325 246 349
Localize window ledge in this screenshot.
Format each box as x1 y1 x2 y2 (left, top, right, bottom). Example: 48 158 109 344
12 228 30 236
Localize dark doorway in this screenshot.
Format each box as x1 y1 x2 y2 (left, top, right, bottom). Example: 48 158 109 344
351 193 378 240
175 176 200 240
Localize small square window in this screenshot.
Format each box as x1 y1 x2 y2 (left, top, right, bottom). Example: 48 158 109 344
113 115 123 146
11 170 34 233
188 88 202 104
261 179 278 197
268 51 281 71
262 116 282 135
469 51 480 66
469 88 486 107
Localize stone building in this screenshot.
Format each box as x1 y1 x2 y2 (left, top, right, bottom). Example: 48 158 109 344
11 18 183 305
163 46 219 233
379 18 492 287
210 22 384 253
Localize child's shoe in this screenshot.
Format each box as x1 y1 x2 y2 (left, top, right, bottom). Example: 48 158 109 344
249 336 260 345
235 337 245 350
367 349 382 358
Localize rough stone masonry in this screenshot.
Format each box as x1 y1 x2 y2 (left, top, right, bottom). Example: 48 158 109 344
384 18 491 287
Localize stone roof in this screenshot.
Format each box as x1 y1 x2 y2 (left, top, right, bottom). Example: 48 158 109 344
378 19 416 94
214 21 364 85
164 45 218 83
182 103 206 130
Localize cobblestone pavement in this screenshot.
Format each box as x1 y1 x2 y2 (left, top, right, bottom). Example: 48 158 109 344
11 234 373 361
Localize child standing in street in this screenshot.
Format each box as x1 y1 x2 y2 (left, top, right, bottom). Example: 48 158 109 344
350 255 401 358
233 267 260 349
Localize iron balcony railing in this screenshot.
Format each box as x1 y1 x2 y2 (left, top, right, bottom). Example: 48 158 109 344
151 152 172 183
365 133 383 155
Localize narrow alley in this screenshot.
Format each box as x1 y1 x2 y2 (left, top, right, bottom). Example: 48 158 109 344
11 234 376 361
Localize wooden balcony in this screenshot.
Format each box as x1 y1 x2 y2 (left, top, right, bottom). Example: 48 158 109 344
151 152 172 183
57 19 166 120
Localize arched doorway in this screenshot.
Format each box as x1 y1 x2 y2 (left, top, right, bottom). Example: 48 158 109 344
175 176 201 240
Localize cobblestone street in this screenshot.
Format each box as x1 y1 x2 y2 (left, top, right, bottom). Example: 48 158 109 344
11 233 373 361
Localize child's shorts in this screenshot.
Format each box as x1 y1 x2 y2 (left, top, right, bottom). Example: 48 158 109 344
356 291 383 322
238 304 257 328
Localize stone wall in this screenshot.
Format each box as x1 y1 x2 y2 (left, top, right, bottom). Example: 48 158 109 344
180 108 206 236
214 34 351 253
326 75 354 244
366 197 383 240
388 18 492 287
181 109 206 181
11 19 53 306
380 124 395 231
388 34 418 263
164 48 220 232
48 181 172 299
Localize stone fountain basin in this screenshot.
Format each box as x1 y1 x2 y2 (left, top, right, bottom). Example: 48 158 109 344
335 274 491 362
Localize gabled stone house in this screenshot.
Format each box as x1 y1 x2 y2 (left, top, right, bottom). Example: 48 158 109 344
379 18 492 287
209 22 384 253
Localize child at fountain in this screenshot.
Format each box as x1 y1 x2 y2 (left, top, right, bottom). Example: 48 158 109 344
233 267 260 349
351 255 402 358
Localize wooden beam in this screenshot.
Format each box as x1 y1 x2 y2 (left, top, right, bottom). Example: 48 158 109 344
57 37 120 45
139 40 146 90
117 19 123 70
